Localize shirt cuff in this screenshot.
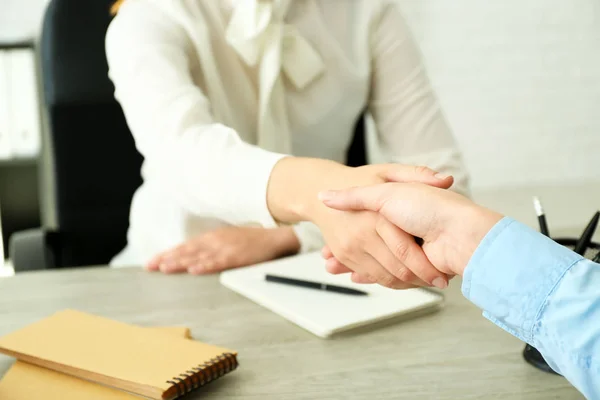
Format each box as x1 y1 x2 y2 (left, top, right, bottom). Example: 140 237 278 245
232 146 287 229
292 222 325 253
461 217 584 342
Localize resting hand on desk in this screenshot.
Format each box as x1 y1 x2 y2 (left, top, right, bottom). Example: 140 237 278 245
146 226 300 274
319 182 502 280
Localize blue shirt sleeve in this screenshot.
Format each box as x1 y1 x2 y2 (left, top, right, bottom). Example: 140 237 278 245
462 217 600 399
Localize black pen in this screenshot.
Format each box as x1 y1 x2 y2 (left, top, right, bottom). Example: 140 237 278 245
533 196 550 237
592 251 600 263
265 274 368 296
573 211 600 255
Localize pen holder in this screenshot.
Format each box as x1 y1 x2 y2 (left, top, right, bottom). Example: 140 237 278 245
522 237 600 374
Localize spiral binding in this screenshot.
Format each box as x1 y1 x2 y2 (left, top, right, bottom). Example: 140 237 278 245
166 352 238 398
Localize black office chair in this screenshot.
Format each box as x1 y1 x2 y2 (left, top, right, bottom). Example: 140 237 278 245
10 0 368 272
10 0 143 271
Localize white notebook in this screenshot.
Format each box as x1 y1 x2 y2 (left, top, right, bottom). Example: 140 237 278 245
220 252 444 338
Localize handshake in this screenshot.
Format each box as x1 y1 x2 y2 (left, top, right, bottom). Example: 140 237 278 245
267 159 503 291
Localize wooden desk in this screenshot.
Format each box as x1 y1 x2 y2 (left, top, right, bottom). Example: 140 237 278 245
0 267 583 399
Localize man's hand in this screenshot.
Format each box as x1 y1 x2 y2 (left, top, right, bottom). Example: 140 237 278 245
319 183 503 279
146 226 300 274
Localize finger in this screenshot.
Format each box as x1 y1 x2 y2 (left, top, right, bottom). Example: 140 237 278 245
319 185 389 213
321 245 334 259
149 240 202 272
383 165 453 189
146 250 175 271
162 243 195 260
366 235 429 287
159 243 213 274
377 218 448 289
188 253 217 275
145 256 161 271
352 251 409 290
177 254 206 270
352 272 416 289
189 261 217 275
158 257 189 274
325 257 352 274
350 272 377 284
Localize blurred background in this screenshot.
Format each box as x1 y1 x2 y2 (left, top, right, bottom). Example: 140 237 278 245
1 0 599 275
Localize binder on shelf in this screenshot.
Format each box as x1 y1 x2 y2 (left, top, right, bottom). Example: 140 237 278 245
6 48 41 158
0 50 12 160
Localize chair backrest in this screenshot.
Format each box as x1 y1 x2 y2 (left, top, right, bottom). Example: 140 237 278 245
347 113 368 167
39 0 367 268
40 0 143 267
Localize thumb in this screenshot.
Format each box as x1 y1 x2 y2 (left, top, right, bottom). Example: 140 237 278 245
383 165 453 189
318 185 389 212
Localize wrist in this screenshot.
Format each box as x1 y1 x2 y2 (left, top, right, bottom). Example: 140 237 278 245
270 226 301 257
442 205 503 276
296 164 390 223
267 157 353 223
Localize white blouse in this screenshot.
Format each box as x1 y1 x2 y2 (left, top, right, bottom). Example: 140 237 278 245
106 0 469 267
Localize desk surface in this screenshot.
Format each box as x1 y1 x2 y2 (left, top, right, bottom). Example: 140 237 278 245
0 267 583 399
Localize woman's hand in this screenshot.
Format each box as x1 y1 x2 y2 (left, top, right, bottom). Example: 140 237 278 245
266 158 456 289
146 226 300 274
312 208 446 289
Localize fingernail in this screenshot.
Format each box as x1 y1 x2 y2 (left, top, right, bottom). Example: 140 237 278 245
189 266 204 275
434 172 449 180
432 277 448 289
159 260 177 272
318 191 335 202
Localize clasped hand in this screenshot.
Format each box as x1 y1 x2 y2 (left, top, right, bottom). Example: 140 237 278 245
297 163 456 290
146 161 500 291
318 182 503 288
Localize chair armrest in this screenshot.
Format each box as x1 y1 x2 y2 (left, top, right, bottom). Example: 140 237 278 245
9 229 58 272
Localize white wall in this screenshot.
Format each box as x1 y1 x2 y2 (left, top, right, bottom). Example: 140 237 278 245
373 0 600 189
3 0 600 190
0 0 49 42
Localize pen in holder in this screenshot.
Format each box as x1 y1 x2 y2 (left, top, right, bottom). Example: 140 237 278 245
522 237 600 374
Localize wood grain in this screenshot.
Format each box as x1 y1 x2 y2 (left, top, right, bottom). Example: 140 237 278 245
0 267 583 399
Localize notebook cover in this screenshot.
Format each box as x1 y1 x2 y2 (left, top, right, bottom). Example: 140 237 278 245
0 310 237 400
220 251 444 338
0 326 190 400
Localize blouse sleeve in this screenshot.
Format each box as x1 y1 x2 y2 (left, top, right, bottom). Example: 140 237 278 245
105 2 286 227
368 1 470 196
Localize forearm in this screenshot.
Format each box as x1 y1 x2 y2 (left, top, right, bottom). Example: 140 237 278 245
267 157 380 224
461 218 600 398
271 226 301 257
533 258 600 398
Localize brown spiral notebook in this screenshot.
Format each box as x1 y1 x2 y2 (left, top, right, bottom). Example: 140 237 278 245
0 310 238 400
0 326 191 399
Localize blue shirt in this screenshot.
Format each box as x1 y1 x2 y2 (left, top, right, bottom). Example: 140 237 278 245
462 217 600 399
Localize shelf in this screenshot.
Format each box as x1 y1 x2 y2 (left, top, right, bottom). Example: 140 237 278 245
0 41 34 50
0 157 38 167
